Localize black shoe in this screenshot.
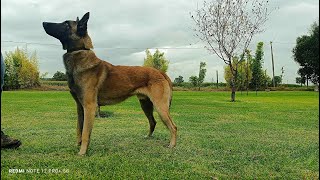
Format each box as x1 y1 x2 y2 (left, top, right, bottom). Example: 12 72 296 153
1 132 22 149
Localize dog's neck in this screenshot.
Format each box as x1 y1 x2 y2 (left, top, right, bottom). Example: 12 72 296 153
67 47 90 53
64 35 94 53
63 50 101 74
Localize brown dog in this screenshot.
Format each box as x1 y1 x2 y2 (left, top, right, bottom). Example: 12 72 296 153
43 12 177 155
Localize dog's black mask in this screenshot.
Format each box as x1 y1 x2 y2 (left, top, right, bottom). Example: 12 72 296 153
43 21 69 41
42 12 90 51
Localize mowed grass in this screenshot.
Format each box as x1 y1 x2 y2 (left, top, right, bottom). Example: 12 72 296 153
1 91 318 179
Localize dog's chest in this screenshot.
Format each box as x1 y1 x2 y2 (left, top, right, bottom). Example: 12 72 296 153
63 59 79 92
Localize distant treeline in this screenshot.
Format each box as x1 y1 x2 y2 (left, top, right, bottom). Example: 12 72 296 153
37 79 315 92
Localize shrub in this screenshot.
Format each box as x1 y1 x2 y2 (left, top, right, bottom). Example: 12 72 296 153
3 48 40 90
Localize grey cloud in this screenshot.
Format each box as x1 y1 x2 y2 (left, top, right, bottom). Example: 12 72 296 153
1 0 319 83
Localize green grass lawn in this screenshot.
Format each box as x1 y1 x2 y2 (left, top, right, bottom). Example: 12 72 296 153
1 91 319 179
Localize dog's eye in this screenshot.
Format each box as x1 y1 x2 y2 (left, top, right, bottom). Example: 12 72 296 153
64 22 70 28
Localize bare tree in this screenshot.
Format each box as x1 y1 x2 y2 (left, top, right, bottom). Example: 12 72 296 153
191 0 272 101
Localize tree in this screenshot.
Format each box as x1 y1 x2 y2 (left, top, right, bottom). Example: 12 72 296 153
250 42 265 91
273 76 282 87
244 49 254 93
52 71 67 81
174 76 184 86
297 67 312 87
262 69 272 89
292 21 319 87
40 72 49 80
143 49 169 72
224 56 252 91
3 48 40 90
189 76 198 88
197 62 207 90
191 0 271 101
296 77 306 86
189 62 207 90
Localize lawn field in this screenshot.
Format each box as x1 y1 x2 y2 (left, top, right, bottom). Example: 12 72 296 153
1 91 319 179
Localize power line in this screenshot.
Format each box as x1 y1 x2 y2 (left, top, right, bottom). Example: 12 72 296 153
1 40 297 49
1 40 204 50
1 40 60 47
272 41 296 45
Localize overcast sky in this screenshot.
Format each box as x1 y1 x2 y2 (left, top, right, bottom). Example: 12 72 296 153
1 0 319 84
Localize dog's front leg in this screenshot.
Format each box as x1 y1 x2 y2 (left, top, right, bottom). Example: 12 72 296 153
76 103 84 146
70 91 84 146
78 94 97 156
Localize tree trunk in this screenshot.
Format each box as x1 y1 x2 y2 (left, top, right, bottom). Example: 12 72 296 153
231 87 236 102
229 63 237 102
230 77 236 102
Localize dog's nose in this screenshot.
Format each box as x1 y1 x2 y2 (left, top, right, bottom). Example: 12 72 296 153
42 22 48 28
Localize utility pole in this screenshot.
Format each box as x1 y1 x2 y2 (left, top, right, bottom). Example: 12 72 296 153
265 69 267 89
270 41 275 87
281 66 285 85
216 70 218 89
246 55 249 95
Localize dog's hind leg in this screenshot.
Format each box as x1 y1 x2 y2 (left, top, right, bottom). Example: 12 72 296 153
149 85 177 148
138 97 157 137
95 105 101 118
70 91 84 146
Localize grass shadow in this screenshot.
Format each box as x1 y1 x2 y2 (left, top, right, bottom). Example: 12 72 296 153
96 111 114 118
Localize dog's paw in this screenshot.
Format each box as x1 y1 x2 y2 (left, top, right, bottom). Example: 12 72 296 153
78 151 86 156
167 144 176 148
144 135 154 139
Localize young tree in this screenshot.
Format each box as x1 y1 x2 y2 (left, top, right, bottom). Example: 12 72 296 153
188 62 207 90
191 0 271 101
292 21 319 87
189 76 198 88
263 72 272 88
273 76 282 87
245 49 253 94
224 56 252 91
143 49 169 72
198 62 207 90
250 42 265 91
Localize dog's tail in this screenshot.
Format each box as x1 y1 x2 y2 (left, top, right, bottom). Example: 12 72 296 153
160 72 173 108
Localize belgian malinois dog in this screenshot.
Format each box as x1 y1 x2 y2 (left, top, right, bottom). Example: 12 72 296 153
43 12 177 155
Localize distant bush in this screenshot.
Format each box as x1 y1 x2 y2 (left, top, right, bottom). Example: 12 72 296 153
3 48 40 90
41 80 68 87
269 86 316 91
172 82 226 89
52 71 67 81
34 80 69 91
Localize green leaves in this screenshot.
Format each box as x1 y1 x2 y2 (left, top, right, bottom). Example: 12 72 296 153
3 48 40 90
292 21 319 85
52 71 67 81
189 62 207 90
143 49 169 73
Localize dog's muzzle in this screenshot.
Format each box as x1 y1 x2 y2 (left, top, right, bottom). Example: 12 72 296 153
42 22 66 40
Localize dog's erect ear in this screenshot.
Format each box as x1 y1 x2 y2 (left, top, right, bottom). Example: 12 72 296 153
77 12 90 36
76 17 79 22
